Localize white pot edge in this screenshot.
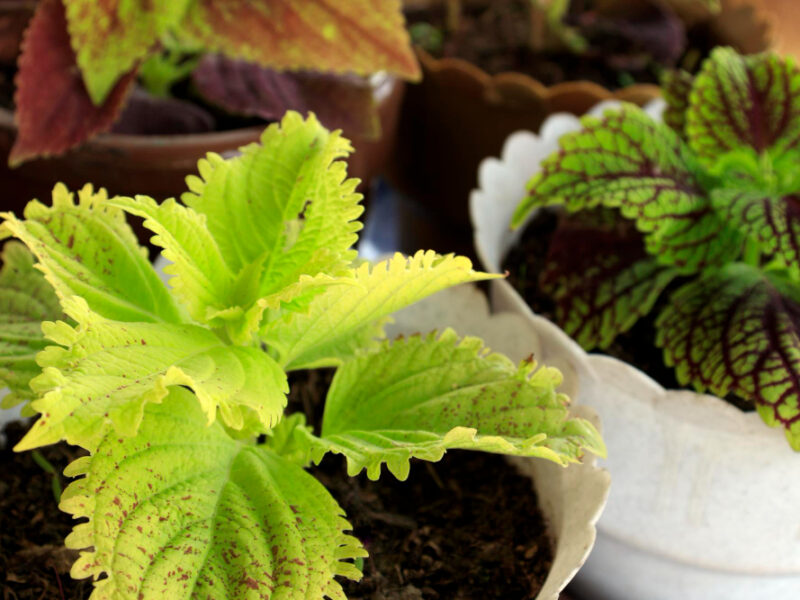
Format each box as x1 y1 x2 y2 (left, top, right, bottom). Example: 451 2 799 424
468 99 800 598
388 285 610 600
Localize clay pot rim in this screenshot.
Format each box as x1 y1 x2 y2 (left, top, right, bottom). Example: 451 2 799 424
0 104 265 153
415 46 663 105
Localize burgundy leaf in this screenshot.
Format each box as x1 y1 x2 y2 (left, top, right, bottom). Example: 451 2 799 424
192 55 378 140
542 212 678 349
10 0 136 165
111 88 215 136
657 264 800 448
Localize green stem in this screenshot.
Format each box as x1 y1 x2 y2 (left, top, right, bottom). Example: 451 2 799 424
742 238 762 267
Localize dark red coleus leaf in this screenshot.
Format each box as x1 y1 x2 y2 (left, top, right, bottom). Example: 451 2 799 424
542 211 678 349
10 0 136 166
192 54 378 140
111 88 215 136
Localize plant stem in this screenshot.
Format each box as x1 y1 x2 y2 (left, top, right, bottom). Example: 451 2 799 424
743 238 761 267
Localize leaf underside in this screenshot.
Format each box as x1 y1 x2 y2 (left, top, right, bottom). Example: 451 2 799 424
656 264 800 448
541 213 678 349
513 104 744 273
11 0 136 165
192 54 379 139
0 241 63 407
61 389 364 600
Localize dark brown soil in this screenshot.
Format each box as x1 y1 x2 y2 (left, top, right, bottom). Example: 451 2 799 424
406 0 716 89
1 420 90 600
504 209 754 411
286 370 557 599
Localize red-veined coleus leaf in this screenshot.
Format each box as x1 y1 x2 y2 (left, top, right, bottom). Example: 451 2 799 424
686 46 800 168
711 187 800 276
541 212 679 349
10 0 137 165
192 54 379 140
512 104 744 274
656 264 800 449
661 68 693 135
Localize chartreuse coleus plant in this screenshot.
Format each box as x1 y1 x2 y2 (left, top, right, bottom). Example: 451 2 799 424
0 112 603 599
512 46 800 449
11 0 418 164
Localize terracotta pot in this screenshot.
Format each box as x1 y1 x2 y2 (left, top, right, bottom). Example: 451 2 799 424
469 99 800 600
0 75 405 215
387 284 610 600
389 0 772 240
748 0 800 59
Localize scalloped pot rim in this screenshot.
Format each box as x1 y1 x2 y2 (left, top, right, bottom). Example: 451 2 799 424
471 98 773 440
469 99 800 595
415 47 662 107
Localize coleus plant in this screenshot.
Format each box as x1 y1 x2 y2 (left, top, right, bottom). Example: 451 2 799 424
10 0 419 164
0 112 604 598
512 46 800 449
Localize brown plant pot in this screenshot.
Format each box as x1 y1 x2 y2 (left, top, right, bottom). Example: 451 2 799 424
747 0 800 59
388 0 772 240
0 75 405 216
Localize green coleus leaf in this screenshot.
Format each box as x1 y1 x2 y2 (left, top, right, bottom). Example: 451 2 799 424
686 47 800 167
656 264 800 448
107 195 235 325
112 112 364 340
0 184 182 324
711 187 800 274
0 242 63 408
63 0 189 105
541 214 678 349
261 251 499 370
512 104 744 273
17 296 288 452
302 329 604 480
661 68 693 135
181 0 419 80
61 388 365 599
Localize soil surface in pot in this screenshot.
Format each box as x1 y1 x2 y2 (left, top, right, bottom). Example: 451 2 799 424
1 420 90 600
406 0 719 89
503 209 754 412
288 369 557 599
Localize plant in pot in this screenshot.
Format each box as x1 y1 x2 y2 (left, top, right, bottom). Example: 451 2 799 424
0 111 606 599
0 0 419 210
389 0 772 253
472 46 800 599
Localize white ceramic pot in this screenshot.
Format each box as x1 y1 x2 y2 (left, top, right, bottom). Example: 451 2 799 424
389 285 610 600
470 100 800 600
